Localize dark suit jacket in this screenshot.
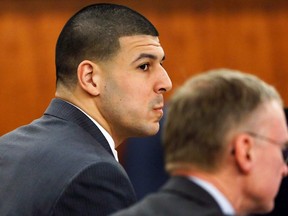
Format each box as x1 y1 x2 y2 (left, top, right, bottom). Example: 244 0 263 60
111 176 231 216
0 98 137 216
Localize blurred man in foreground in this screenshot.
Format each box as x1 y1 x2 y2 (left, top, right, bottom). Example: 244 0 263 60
112 69 288 216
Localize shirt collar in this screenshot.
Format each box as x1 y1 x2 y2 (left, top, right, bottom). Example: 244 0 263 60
66 101 118 161
189 176 235 215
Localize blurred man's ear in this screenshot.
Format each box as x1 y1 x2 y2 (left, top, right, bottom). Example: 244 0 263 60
232 133 254 174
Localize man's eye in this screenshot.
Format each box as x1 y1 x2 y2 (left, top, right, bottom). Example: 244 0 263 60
139 64 149 71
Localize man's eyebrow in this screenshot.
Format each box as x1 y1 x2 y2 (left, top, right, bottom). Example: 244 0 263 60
132 53 165 63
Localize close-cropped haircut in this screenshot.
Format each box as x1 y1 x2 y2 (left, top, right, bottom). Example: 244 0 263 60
163 68 282 172
55 3 158 88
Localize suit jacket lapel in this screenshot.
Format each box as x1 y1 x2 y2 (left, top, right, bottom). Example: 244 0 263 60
44 98 114 157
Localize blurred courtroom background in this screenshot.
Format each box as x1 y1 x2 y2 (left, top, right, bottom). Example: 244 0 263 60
1 0 288 136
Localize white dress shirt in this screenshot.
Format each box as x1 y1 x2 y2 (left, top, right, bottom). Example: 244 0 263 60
189 176 235 215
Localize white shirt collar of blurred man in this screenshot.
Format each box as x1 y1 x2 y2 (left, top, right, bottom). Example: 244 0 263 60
189 176 235 215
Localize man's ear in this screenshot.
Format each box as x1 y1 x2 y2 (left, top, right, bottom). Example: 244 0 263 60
77 60 100 96
232 133 254 174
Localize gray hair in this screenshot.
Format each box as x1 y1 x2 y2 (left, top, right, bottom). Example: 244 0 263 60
163 68 282 172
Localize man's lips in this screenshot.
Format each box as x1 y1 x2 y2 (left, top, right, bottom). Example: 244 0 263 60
153 105 164 116
153 104 164 110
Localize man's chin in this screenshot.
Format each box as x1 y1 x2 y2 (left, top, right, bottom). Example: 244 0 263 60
252 202 274 215
140 123 160 137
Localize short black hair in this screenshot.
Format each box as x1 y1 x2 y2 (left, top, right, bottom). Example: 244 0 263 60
55 3 159 88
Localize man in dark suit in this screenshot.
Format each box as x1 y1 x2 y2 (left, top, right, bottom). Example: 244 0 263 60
112 69 288 216
0 3 172 216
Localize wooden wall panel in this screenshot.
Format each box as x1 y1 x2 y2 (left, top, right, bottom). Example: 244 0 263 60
1 0 288 135
0 8 71 135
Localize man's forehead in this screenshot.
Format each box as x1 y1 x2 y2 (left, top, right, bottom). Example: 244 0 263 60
119 35 161 47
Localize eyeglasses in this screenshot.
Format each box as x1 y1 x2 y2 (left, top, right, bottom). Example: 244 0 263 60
246 131 288 164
